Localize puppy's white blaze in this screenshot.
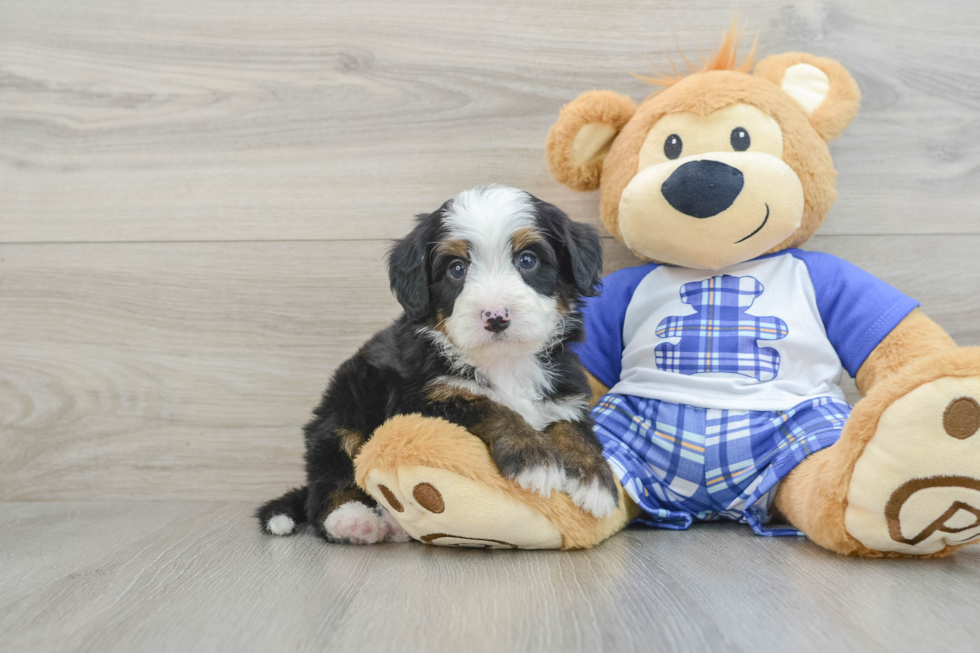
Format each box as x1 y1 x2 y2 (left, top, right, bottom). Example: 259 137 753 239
324 501 386 544
266 514 296 536
379 507 412 543
565 476 618 518
514 464 564 497
443 184 535 249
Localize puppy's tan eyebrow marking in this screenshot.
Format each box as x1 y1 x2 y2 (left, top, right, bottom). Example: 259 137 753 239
436 239 469 259
511 227 543 252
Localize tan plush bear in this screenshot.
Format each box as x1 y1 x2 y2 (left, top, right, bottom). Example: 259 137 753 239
356 26 980 556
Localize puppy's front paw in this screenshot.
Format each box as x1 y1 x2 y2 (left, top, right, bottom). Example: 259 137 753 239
563 473 619 518
324 501 387 544
513 464 565 498
546 421 621 517
557 451 619 518
491 434 563 498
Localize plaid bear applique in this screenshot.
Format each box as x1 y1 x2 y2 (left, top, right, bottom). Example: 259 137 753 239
654 275 788 382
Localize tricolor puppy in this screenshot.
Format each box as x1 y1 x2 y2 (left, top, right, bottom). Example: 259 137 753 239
257 184 618 543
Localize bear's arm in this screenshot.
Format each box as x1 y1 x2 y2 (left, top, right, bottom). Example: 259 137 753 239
854 308 958 394
791 250 921 383
585 371 610 406
574 263 659 391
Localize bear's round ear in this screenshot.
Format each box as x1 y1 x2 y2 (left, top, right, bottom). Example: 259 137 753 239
546 90 637 191
754 53 861 142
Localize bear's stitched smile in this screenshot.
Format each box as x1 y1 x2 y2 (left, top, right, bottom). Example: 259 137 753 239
734 203 770 244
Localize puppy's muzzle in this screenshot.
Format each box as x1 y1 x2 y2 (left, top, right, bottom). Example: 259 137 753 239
661 159 744 218
483 307 510 333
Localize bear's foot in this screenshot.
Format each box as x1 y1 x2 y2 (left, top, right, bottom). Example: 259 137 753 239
845 375 980 555
775 348 980 557
365 465 565 549
353 414 634 550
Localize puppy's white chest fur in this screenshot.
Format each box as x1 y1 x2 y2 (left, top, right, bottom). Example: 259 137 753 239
436 354 588 431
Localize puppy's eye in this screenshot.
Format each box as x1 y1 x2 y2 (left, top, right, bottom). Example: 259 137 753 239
447 259 467 279
517 251 538 270
730 127 750 151
664 134 683 160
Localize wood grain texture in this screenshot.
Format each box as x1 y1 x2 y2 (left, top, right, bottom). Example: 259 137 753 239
2 0 980 501
1 501 978 653
0 240 398 500
2 236 979 500
3 0 980 243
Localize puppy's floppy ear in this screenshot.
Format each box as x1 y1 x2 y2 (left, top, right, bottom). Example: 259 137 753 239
754 53 861 142
564 219 604 297
535 199 604 297
387 214 433 320
546 90 637 192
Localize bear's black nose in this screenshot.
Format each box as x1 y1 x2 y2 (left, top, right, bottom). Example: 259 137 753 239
661 160 744 218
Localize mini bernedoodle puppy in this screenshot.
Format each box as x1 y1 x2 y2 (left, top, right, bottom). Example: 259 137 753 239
257 184 619 543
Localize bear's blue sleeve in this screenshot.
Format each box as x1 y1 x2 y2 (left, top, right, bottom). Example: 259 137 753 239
572 263 658 389
790 250 919 377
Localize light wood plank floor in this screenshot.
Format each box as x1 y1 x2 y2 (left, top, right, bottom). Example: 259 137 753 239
1 502 978 653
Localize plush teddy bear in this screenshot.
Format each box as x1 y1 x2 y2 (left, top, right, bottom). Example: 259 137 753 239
355 26 980 557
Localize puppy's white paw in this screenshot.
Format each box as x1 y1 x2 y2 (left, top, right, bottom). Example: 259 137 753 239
514 464 565 498
324 501 386 544
564 476 618 518
265 514 296 536
378 506 413 543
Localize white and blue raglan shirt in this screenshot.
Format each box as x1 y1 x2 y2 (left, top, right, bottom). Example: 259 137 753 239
576 249 920 412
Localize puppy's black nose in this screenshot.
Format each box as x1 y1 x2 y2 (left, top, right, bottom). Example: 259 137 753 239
661 160 744 218
485 316 509 333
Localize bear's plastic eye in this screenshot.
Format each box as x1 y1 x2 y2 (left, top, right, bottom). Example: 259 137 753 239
448 259 467 279
664 134 683 160
518 251 538 270
731 127 750 151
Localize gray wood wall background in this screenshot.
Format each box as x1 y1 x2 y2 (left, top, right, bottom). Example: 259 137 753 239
3 0 979 502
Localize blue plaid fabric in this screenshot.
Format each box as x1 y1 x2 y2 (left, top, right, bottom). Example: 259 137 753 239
655 275 789 382
591 393 850 536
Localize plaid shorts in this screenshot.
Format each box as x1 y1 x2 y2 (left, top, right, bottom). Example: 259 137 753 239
591 394 851 536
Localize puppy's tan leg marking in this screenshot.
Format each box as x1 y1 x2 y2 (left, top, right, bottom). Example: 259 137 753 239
425 383 481 403
337 428 366 459
327 486 374 513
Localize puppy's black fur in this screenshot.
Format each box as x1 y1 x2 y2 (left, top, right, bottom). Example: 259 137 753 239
257 190 617 541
